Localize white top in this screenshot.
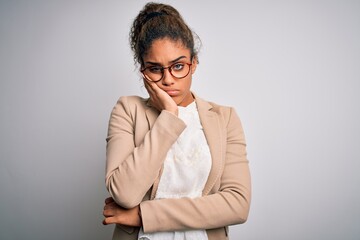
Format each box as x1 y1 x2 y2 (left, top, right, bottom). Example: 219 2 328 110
138 101 212 240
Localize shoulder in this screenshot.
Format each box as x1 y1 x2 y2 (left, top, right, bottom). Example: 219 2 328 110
210 101 239 126
196 95 237 122
110 95 150 120
195 95 244 134
199 97 246 140
208 100 232 113
116 95 148 106
113 95 148 110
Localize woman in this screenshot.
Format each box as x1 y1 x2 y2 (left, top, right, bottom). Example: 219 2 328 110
103 2 251 240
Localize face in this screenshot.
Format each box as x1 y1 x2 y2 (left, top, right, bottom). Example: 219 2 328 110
142 38 197 107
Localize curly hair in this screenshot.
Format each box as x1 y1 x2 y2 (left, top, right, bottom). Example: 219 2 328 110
129 2 200 66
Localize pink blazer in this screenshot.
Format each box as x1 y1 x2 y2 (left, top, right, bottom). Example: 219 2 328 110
105 94 251 240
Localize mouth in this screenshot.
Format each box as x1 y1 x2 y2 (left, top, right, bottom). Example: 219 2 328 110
165 90 179 96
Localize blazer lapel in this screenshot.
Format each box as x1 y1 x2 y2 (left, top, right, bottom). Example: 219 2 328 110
195 95 223 196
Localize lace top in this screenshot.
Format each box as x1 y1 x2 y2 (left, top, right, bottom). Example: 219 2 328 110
138 101 212 240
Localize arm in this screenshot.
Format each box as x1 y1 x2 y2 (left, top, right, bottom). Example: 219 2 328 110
105 96 186 208
140 107 251 232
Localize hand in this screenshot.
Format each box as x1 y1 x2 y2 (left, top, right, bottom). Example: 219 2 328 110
144 80 178 115
102 197 142 227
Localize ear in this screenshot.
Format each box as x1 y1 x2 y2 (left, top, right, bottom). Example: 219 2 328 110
191 57 198 74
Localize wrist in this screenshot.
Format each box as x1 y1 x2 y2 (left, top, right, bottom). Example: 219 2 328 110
138 205 143 226
166 106 178 116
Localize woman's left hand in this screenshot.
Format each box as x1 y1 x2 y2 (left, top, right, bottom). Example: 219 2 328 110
102 197 142 226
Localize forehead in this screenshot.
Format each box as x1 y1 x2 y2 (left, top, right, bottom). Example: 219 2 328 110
143 38 191 63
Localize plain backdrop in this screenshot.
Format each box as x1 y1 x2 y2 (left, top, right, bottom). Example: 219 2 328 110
1 0 359 239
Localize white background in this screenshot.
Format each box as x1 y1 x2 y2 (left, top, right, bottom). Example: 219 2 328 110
0 0 359 239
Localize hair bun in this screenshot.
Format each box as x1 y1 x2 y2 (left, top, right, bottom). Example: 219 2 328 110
144 11 167 23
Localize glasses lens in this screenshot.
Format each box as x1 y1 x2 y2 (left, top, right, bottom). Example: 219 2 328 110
170 63 191 79
143 63 191 82
143 66 163 82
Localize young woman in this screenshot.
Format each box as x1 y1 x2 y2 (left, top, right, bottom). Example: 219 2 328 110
103 2 251 240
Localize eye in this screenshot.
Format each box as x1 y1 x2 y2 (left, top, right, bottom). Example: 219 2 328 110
172 63 185 71
148 66 163 73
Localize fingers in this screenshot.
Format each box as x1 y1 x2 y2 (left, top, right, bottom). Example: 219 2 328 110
104 197 114 204
102 203 142 227
103 197 119 226
103 201 124 220
103 206 141 227
143 79 177 113
103 208 117 217
103 201 119 210
103 205 121 223
144 79 158 98
144 81 161 110
103 209 112 217
102 205 123 225
102 216 117 225
144 78 166 96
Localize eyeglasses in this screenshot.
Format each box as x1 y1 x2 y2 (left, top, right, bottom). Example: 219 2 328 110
141 62 193 82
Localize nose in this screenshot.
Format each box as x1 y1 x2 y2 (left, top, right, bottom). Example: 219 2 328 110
161 67 175 86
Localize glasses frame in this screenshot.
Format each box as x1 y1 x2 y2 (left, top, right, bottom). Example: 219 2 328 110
141 62 193 82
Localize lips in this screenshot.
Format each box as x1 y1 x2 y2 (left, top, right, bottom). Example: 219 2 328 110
165 90 179 96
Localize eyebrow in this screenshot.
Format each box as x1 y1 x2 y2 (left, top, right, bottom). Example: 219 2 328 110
144 56 187 65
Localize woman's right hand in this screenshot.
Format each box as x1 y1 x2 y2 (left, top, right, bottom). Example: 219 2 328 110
103 197 142 227
144 80 178 116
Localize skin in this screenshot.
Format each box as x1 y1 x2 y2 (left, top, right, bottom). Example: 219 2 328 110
103 197 141 226
143 38 197 115
103 38 198 226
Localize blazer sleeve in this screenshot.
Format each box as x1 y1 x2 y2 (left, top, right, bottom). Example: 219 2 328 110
140 107 251 232
105 96 186 208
